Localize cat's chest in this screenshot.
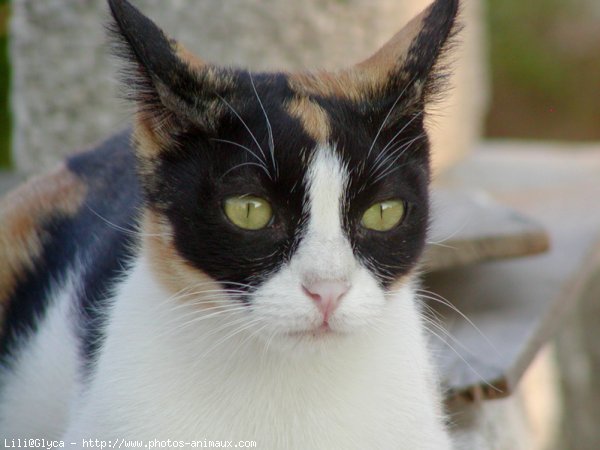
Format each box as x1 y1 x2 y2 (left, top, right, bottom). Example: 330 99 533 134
88 363 407 448
63 260 448 448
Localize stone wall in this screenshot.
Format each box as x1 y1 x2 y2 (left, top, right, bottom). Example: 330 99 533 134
10 0 487 175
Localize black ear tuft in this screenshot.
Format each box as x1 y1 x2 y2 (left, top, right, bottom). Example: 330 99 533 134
108 0 183 85
404 0 461 105
107 0 222 134
352 0 461 127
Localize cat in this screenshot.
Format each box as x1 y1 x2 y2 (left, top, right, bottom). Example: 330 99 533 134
0 0 459 447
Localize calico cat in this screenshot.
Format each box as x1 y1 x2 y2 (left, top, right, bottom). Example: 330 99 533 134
0 0 459 447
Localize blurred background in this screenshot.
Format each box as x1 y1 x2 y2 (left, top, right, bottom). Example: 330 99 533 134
0 1 599 449
0 0 10 167
1 0 600 168
486 0 600 141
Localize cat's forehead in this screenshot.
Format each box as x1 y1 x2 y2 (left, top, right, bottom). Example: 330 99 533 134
214 69 357 146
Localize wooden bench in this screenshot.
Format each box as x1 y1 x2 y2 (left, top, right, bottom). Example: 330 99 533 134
428 141 600 448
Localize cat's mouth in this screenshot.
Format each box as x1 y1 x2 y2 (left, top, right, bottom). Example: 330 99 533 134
286 323 341 339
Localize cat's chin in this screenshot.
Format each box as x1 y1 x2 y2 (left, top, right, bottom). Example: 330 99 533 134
287 322 336 336
252 322 371 359
283 324 349 344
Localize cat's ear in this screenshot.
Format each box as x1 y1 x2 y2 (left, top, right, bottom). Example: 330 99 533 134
107 0 227 148
351 0 460 124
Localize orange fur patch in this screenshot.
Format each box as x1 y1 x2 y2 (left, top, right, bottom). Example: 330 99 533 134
133 115 167 161
143 211 222 308
0 163 87 325
289 7 428 104
288 70 366 103
285 94 331 143
175 41 206 72
354 6 426 79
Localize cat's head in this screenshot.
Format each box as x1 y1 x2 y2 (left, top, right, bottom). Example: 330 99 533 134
108 0 459 349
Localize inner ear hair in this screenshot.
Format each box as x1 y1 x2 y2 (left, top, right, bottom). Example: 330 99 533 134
107 0 230 136
354 0 461 120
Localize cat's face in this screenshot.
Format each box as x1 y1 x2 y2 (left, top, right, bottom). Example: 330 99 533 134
109 0 458 346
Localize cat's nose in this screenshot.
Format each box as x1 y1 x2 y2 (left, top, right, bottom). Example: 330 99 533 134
302 280 350 322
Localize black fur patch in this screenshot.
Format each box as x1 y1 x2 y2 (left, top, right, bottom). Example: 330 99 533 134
402 0 461 107
0 131 141 375
67 131 141 373
148 72 316 292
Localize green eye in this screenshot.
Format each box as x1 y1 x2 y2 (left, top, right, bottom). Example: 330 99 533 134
224 196 273 230
361 200 405 231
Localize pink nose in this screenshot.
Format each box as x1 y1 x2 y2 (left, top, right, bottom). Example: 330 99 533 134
303 280 350 322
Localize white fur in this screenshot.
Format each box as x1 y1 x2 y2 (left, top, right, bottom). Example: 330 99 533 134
0 276 79 437
61 145 450 447
62 257 449 448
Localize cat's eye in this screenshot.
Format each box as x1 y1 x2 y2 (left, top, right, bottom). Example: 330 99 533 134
361 200 405 231
224 196 273 230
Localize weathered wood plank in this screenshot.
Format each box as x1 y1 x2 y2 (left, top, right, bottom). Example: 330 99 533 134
429 143 600 401
424 189 550 271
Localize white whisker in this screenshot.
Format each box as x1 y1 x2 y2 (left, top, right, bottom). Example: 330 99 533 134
210 138 270 173
216 93 270 168
366 73 419 159
249 73 277 177
416 289 499 355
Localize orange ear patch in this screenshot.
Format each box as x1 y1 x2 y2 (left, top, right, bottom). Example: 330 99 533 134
354 6 428 80
174 41 206 72
288 0 454 109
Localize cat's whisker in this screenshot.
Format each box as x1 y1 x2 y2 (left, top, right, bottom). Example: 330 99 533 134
261 326 278 359
416 289 499 355
421 304 478 357
371 136 414 175
154 287 248 322
371 133 427 183
372 132 427 175
155 286 249 310
222 162 273 180
226 322 271 366
156 309 246 341
164 306 250 339
424 324 503 395
426 220 470 247
165 292 248 311
216 93 270 172
425 241 457 250
371 125 424 176
372 110 424 171
246 249 280 262
239 322 269 348
180 308 250 336
366 73 419 159
249 73 277 177
196 317 264 362
86 205 166 238
210 138 270 173
162 295 248 324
